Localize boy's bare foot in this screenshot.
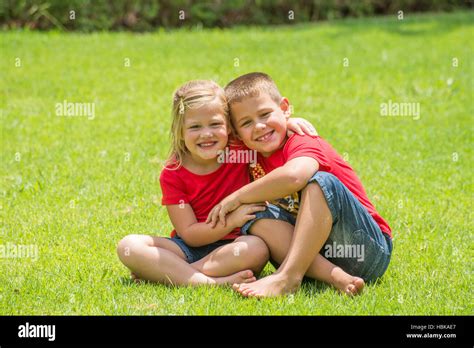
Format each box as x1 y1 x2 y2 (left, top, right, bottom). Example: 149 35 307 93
345 277 365 296
215 270 256 286
232 268 365 297
232 272 301 298
130 272 143 283
331 267 365 296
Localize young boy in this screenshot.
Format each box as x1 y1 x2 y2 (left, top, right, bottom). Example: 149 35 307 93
207 72 393 297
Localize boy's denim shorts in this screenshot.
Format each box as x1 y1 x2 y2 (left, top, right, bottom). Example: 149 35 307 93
241 171 393 282
167 235 234 263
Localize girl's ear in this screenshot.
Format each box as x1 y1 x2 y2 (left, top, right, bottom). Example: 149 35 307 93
280 97 291 118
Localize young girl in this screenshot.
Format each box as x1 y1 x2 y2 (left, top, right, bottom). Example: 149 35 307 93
117 80 316 287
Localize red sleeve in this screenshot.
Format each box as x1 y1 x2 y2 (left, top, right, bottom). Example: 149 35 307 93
285 135 331 171
159 168 189 205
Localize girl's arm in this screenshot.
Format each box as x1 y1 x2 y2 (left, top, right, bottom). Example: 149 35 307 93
166 203 265 247
287 117 317 136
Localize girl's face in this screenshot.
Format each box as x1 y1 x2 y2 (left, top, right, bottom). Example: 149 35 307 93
182 100 229 163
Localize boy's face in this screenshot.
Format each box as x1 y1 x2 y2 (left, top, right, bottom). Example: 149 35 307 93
230 93 290 157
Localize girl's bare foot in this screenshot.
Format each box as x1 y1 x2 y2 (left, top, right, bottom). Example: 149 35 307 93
232 272 301 298
130 270 255 286
214 270 256 286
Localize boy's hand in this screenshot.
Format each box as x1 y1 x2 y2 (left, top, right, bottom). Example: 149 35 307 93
227 204 267 229
206 194 242 227
287 117 318 136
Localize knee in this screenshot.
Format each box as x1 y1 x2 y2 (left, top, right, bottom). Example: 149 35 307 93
250 236 270 262
116 234 144 266
235 235 270 265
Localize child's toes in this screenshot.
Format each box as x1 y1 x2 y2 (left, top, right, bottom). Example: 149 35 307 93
236 284 250 295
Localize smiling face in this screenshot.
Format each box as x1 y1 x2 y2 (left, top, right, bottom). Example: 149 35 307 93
182 100 229 164
230 93 291 157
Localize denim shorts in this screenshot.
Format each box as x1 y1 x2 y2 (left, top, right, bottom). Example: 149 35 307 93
167 236 234 263
241 171 393 282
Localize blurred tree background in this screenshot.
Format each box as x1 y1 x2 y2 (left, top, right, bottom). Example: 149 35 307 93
0 0 471 31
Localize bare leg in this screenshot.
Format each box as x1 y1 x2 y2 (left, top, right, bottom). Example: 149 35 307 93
232 182 363 297
128 235 185 284
117 235 256 286
233 220 364 296
192 235 269 277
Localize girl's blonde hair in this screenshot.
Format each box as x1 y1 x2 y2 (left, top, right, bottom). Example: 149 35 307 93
166 80 228 169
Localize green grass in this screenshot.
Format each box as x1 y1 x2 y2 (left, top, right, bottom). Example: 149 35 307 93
0 11 472 315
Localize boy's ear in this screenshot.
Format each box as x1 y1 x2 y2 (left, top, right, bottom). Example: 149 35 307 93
280 97 291 119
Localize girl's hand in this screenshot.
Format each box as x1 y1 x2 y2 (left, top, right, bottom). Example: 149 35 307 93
206 194 242 227
227 204 267 229
287 117 318 136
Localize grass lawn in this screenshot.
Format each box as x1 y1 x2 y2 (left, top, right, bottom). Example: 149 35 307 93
0 11 472 315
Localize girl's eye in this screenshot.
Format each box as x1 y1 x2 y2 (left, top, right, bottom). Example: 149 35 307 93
261 112 271 118
241 121 251 127
190 125 200 129
210 123 222 127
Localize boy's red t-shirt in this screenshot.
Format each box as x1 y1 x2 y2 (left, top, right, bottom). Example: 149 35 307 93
250 134 392 238
159 158 250 240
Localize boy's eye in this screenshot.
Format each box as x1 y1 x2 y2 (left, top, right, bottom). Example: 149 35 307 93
240 120 251 127
210 122 223 127
261 112 271 118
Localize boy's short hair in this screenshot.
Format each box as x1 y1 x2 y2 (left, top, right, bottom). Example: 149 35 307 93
224 72 282 105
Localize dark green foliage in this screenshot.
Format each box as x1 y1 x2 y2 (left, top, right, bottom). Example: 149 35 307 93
0 0 471 31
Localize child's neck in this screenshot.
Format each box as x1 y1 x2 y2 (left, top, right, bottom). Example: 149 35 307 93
182 153 221 175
